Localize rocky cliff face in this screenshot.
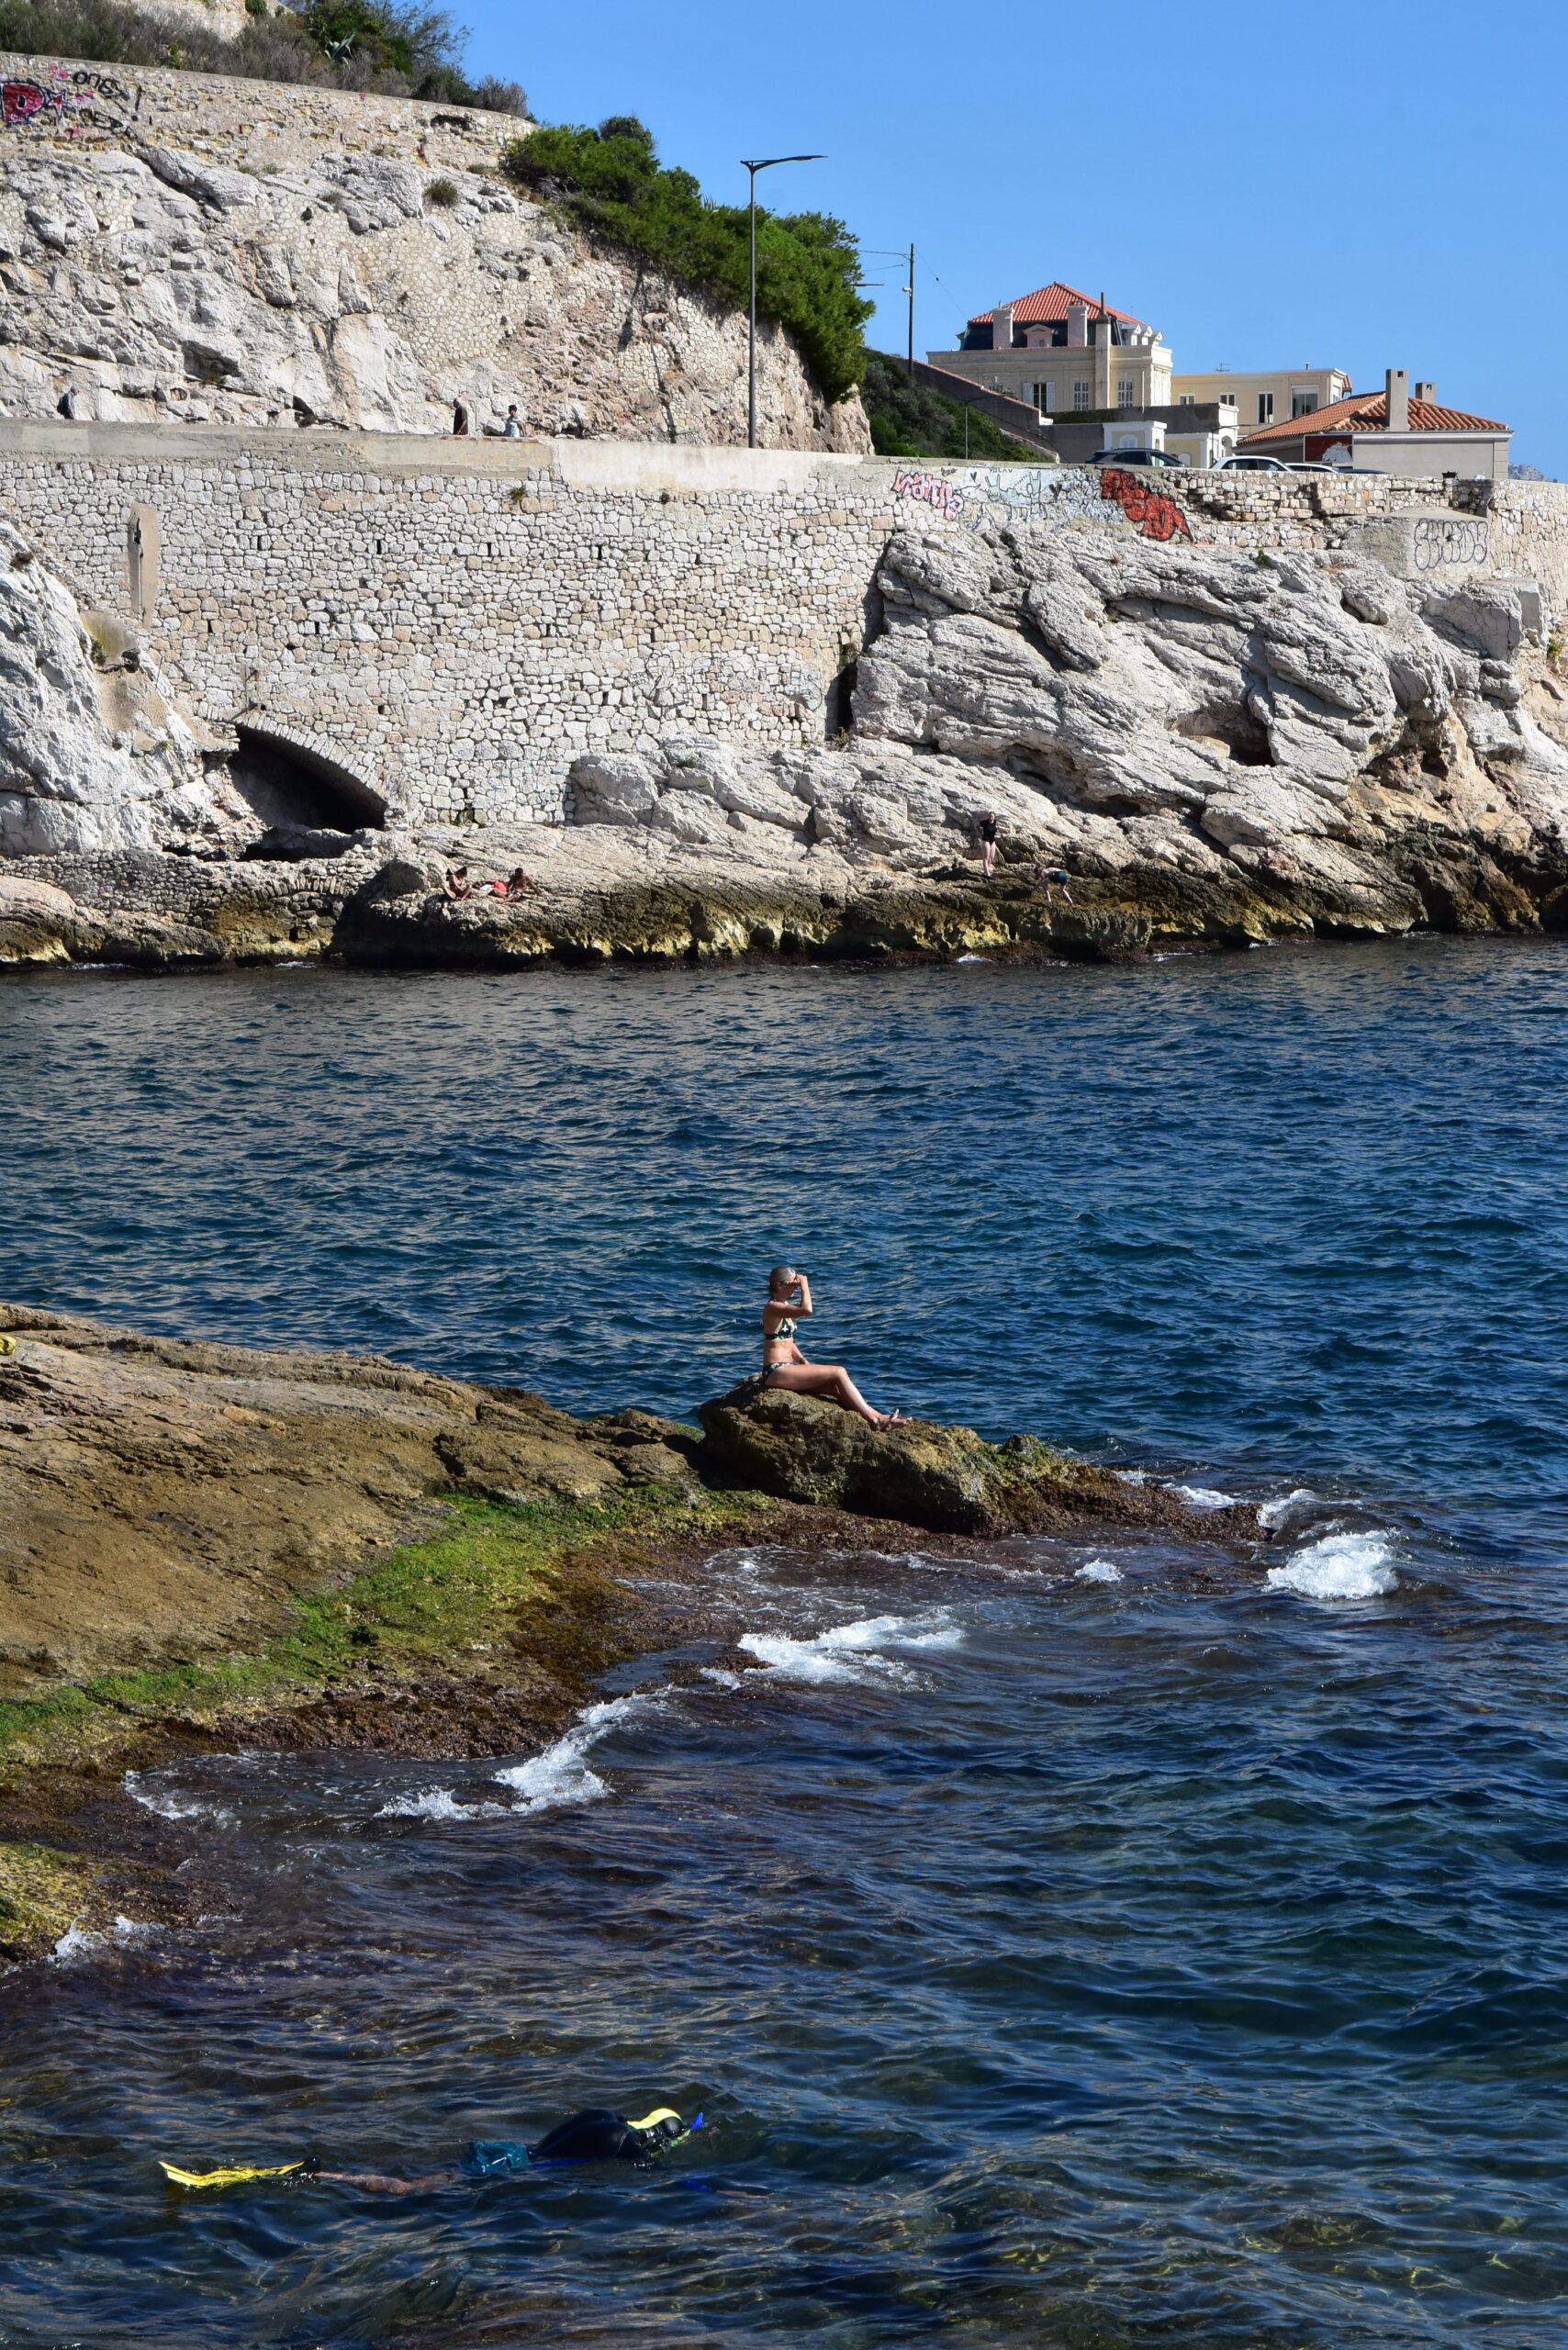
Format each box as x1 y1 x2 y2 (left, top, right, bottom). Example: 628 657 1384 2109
556 525 1568 937
0 519 243 856
0 60 868 448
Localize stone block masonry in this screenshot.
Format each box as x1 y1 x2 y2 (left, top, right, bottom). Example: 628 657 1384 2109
3 420 1566 830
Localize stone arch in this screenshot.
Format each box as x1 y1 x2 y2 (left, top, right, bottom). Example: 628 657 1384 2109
230 721 387 834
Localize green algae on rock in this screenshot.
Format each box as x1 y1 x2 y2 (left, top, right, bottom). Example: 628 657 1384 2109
699 1382 1155 1535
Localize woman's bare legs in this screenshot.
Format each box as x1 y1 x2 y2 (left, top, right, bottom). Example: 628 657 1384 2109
765 1362 907 1427
313 2167 461 2194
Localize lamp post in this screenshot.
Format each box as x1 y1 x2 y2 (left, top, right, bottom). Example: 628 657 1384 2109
741 153 823 449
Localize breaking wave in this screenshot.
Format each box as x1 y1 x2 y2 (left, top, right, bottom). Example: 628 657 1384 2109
737 1611 964 1686
1266 1530 1398 1602
492 1693 657 1815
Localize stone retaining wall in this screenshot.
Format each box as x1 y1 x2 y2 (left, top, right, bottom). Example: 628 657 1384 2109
2 421 1565 830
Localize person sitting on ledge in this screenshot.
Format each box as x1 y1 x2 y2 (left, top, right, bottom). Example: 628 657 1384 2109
762 1266 907 1428
505 867 542 898
443 865 474 901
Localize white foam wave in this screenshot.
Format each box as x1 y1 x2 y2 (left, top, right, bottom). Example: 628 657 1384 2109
51 1922 98 1964
737 1610 963 1685
1115 1469 1147 1486
1074 1559 1123 1583
492 1693 655 1815
1257 1488 1318 1531
1266 1531 1398 1602
1168 1483 1237 1510
122 1772 233 1824
376 1788 509 1820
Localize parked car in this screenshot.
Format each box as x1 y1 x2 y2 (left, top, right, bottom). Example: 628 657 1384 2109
1215 454 1289 471
1285 462 1344 475
1092 447 1189 469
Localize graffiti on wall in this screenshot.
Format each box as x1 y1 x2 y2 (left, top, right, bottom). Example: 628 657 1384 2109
2 65 141 135
890 458 1199 546
890 467 967 523
1098 467 1193 543
1413 514 1489 572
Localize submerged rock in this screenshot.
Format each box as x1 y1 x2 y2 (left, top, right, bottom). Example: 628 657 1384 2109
697 1382 1132 1535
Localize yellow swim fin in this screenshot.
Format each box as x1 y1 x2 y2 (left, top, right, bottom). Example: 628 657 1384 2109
159 2159 305 2189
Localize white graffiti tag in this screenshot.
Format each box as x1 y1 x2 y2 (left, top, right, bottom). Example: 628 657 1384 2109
1413 515 1490 571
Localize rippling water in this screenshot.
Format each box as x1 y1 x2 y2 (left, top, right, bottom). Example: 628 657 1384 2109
5 941 1568 2346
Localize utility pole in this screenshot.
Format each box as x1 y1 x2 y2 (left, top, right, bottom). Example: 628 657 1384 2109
905 241 914 380
741 153 823 449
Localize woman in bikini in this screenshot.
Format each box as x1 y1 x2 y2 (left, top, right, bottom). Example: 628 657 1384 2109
762 1268 907 1428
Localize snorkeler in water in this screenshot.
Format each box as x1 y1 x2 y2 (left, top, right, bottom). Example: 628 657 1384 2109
160 2108 700 2195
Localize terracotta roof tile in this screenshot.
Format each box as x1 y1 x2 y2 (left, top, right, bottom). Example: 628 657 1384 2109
969 280 1149 330
1244 390 1508 441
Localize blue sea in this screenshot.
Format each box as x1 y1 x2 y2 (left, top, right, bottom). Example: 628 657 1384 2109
4 939 1568 2346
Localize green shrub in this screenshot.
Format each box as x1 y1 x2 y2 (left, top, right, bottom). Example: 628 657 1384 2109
859 352 1053 464
503 116 872 405
0 0 526 106
426 174 458 207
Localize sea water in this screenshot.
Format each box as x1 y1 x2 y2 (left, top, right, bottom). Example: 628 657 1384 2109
4 939 1568 2346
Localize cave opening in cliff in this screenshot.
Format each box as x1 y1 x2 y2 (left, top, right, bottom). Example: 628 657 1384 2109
231 725 386 844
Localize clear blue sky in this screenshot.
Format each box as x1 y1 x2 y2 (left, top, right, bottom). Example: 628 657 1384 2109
461 0 1565 475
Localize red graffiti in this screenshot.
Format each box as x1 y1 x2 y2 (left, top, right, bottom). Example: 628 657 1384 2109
2 82 50 128
2 69 140 131
1098 467 1193 543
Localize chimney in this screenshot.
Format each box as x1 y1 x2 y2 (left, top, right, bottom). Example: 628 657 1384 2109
1414 380 1435 407
1385 367 1409 431
992 302 1014 352
1067 300 1089 349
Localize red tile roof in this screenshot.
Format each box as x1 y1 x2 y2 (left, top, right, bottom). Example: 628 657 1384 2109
969 281 1149 330
1244 389 1508 442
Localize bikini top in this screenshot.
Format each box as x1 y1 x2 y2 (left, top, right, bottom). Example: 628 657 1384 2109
765 1314 796 1348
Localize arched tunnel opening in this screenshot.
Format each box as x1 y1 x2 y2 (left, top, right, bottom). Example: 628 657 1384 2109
231 724 386 848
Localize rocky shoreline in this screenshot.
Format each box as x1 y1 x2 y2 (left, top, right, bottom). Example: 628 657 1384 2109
6 513 1568 969
0 1303 1266 1959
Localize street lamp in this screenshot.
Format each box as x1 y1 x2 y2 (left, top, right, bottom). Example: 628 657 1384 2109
741 153 823 449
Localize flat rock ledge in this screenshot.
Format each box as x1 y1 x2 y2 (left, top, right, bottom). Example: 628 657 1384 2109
1 1305 1250 1702
697 1381 1211 1538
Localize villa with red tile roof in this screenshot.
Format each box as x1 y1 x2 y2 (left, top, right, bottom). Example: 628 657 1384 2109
1243 370 1511 480
929 281 1172 416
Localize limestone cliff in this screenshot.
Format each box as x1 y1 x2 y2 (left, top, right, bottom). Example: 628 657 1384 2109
0 518 243 856
0 54 869 448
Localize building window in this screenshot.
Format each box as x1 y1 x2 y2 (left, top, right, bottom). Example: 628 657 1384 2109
1291 392 1318 418
1177 393 1195 407
1072 380 1091 409
1116 377 1135 408
1038 383 1055 411
1257 392 1275 424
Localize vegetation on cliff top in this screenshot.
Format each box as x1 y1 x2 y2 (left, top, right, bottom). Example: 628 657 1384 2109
503 117 873 406
0 0 527 109
859 352 1054 464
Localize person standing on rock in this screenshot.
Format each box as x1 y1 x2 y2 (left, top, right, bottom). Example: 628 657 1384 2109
763 1267 907 1429
977 811 999 878
452 396 470 438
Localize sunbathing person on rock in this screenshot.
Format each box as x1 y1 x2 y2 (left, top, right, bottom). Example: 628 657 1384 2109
762 1267 907 1428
